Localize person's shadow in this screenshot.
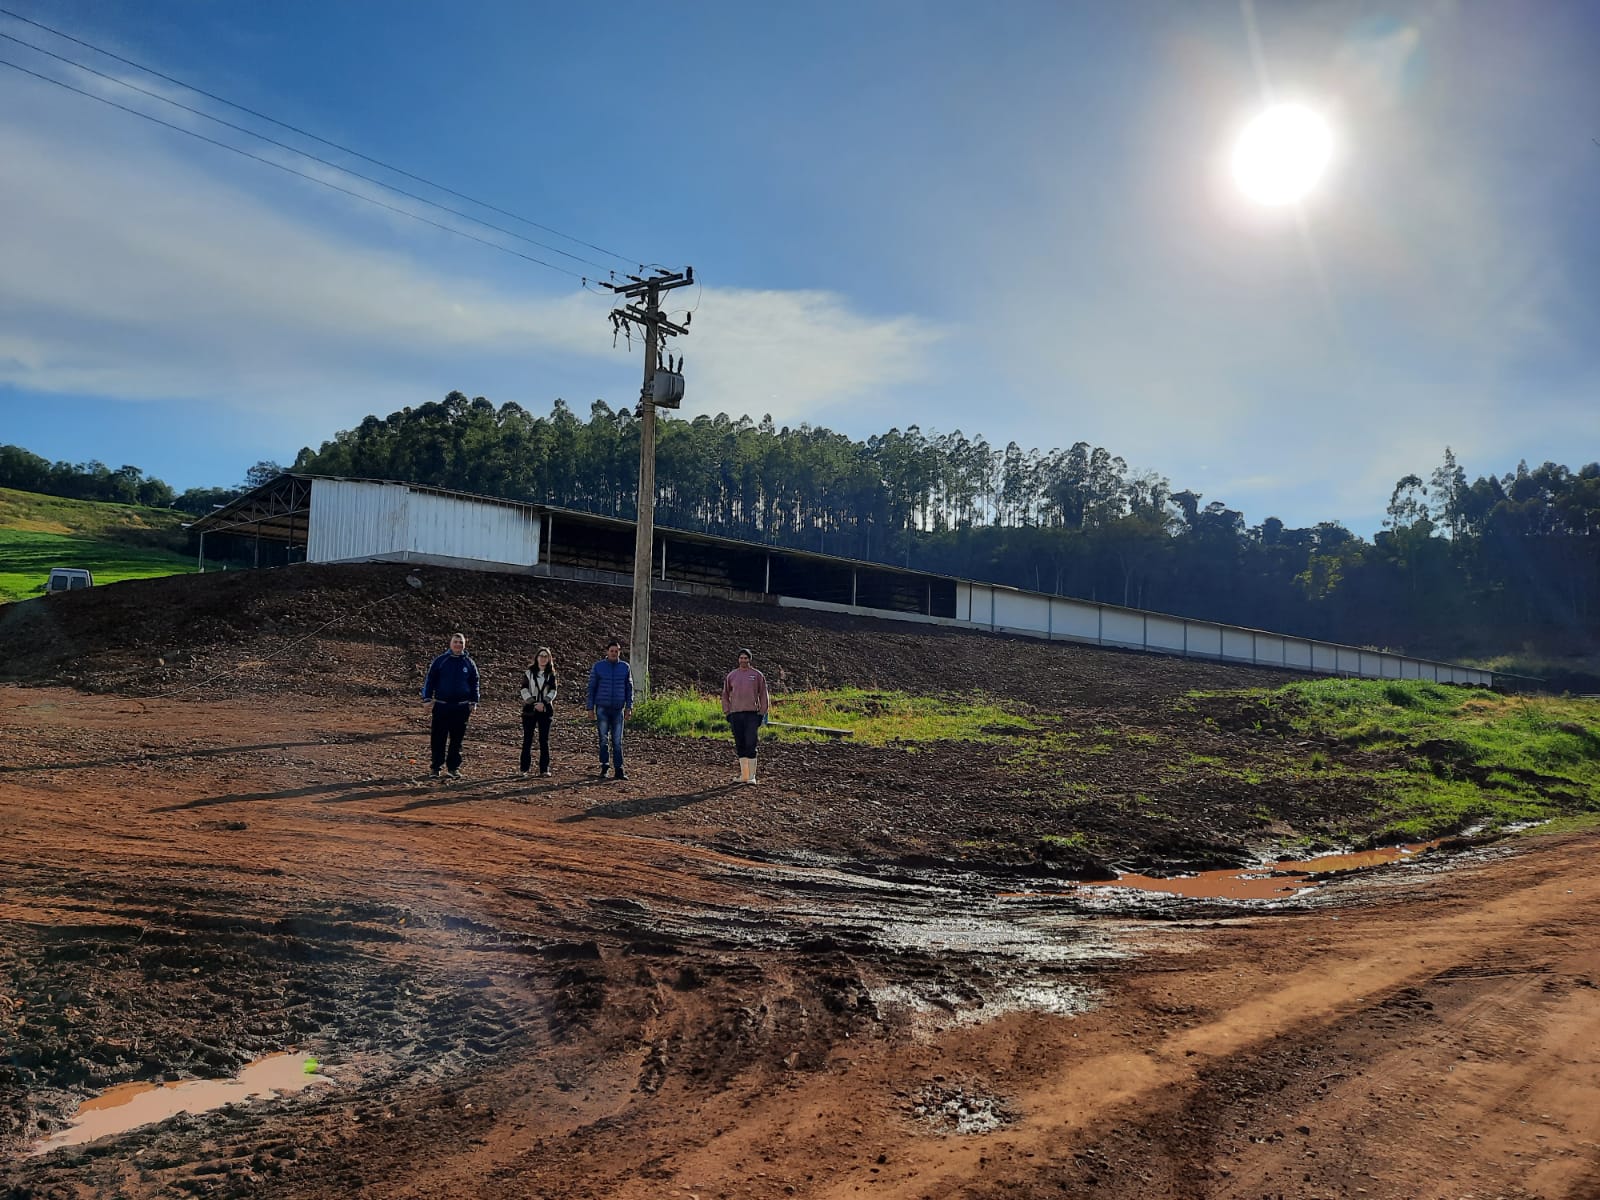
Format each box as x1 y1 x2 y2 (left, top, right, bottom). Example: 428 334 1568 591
557 781 744 822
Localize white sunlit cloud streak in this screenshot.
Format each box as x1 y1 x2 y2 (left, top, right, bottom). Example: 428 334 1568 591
0 66 940 432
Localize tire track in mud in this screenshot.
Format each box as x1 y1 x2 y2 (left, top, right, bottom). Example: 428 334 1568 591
4 838 1140 1198
800 838 1600 1200
0 869 531 1195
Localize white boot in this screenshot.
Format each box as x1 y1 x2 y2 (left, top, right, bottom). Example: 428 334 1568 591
734 757 748 783
745 757 758 785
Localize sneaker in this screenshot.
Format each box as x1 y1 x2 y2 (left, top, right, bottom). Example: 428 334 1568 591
614 769 628 781
428 768 441 779
539 770 552 778
518 770 529 779
598 765 610 779
448 769 462 779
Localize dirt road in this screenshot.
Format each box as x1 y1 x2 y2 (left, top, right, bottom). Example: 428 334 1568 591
3 686 1596 1199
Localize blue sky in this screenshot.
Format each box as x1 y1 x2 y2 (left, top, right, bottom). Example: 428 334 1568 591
1 0 1595 533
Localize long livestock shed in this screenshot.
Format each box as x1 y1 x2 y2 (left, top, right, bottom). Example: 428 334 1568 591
189 474 1494 687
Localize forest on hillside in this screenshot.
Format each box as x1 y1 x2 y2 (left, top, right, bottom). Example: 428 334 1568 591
6 393 1596 678
289 393 1599 670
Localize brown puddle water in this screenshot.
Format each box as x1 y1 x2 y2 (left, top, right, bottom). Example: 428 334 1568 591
1008 842 1444 903
30 1052 330 1155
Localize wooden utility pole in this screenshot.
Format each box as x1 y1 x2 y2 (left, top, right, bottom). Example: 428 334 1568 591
604 267 693 701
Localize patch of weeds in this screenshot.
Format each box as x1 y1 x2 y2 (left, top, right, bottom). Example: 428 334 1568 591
1214 679 1600 838
1523 812 1600 837
633 688 1035 747
1039 832 1089 854
1373 773 1552 842
1048 781 1093 806
1005 729 1109 775
631 693 729 736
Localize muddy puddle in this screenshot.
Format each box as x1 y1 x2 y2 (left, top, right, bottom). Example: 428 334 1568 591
30 1052 331 1155
1006 841 1445 904
595 853 1139 1025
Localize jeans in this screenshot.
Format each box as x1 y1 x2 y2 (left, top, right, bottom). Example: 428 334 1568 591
727 710 761 759
594 707 625 771
521 706 553 774
430 703 471 772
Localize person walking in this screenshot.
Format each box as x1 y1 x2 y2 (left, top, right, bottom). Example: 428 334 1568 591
584 638 634 781
721 647 770 785
518 647 559 778
422 632 479 779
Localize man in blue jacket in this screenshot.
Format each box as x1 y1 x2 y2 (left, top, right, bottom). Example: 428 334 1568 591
584 637 634 780
422 632 480 779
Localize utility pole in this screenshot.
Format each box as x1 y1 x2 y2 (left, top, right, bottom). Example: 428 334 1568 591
604 267 693 701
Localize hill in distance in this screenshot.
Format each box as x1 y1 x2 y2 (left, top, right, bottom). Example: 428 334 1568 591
0 487 195 603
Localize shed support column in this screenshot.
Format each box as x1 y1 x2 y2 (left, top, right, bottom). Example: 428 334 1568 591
765 554 771 595
660 539 667 580
198 531 206 574
851 569 857 608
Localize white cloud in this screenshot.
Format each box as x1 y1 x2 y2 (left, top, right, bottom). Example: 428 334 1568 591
0 69 939 430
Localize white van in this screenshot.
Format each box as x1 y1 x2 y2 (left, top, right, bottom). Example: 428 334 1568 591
45 568 94 593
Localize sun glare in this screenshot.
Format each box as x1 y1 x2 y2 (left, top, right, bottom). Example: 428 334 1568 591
1232 104 1332 206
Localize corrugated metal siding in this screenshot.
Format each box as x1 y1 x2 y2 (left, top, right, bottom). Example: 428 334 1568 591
306 479 539 568
307 479 406 562
401 489 539 565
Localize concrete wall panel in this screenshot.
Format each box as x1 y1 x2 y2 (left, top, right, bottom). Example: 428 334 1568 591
1101 610 1144 647
994 591 1051 634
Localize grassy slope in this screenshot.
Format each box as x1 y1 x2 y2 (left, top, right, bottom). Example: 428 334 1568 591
643 680 1600 850
0 487 194 603
1195 679 1600 842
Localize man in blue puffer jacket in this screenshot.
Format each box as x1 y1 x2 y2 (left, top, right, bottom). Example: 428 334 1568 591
422 632 480 779
584 637 634 780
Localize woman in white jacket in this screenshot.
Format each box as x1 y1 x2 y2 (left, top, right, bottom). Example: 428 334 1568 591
519 647 559 777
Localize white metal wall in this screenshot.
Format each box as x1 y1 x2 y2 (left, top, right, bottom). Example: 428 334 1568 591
306 479 541 569
856 581 1492 686
954 581 1493 686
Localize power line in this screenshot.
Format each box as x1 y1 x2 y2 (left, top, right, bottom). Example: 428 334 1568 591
0 53 589 280
0 27 617 273
0 4 644 268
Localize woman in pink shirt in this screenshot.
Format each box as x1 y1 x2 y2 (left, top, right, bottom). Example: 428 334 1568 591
721 647 771 784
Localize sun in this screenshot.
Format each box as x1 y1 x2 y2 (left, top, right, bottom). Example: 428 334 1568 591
1232 104 1333 206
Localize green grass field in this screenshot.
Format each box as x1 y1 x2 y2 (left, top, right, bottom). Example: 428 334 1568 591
633 687 1034 746
0 487 194 603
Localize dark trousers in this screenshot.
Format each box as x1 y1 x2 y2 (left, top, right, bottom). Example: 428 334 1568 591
430 703 471 772
521 706 553 773
728 710 761 758
595 707 625 771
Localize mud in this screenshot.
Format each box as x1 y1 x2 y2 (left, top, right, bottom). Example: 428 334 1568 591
2 567 1598 1198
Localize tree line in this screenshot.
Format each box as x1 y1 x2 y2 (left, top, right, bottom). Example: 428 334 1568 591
0 445 281 515
6 395 1595 674
291 393 1599 668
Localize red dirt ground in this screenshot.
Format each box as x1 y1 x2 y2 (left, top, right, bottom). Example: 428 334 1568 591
2 568 1597 1198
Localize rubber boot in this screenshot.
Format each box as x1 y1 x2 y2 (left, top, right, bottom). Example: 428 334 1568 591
745 757 758 785
734 757 748 783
